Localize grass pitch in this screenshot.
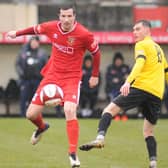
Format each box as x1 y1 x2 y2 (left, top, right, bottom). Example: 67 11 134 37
0 118 167 168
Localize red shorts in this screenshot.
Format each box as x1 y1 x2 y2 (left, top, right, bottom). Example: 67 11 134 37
31 78 81 106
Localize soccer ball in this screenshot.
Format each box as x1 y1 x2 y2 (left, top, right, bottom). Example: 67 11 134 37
40 84 63 107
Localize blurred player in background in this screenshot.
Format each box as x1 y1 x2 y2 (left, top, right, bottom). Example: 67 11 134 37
79 20 168 168
7 4 100 168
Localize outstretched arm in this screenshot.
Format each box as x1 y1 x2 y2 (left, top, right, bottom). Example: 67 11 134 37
7 27 36 39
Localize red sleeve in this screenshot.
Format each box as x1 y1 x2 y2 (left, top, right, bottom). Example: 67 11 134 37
84 31 99 54
16 27 35 36
16 22 48 36
83 30 100 77
92 49 101 77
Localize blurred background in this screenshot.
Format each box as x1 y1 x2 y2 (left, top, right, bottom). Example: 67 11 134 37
0 0 168 118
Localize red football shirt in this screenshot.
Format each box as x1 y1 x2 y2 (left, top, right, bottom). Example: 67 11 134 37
33 21 99 83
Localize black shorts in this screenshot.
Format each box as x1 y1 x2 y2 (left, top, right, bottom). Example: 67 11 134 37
113 87 161 125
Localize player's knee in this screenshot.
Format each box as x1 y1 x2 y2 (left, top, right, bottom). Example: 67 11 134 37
64 101 77 120
64 107 77 120
26 109 37 120
26 111 33 120
143 128 154 138
103 102 120 116
64 108 77 120
26 112 31 120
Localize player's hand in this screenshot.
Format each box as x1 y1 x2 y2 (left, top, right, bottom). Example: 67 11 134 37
6 31 17 39
120 82 130 96
89 76 99 88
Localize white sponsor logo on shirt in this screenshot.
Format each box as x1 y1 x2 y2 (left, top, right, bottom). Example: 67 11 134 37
53 42 74 54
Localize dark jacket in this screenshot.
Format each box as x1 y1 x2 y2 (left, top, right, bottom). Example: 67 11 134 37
16 43 48 80
81 55 100 94
105 53 130 94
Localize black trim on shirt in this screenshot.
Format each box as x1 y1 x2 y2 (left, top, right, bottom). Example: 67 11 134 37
130 79 135 85
136 55 146 60
165 67 168 73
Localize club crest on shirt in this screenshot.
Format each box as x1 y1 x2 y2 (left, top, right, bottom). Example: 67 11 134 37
67 37 75 46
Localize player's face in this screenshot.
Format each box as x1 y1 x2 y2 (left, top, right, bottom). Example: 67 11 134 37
85 59 92 68
133 22 149 42
59 8 75 31
115 59 123 67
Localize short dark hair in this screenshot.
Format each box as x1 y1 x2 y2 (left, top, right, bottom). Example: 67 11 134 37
113 52 124 63
59 4 76 14
135 20 151 28
30 36 40 42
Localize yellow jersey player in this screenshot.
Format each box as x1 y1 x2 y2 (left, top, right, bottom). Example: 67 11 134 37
79 20 168 168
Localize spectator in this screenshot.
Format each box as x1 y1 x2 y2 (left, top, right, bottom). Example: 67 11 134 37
105 52 130 121
0 86 4 100
4 79 20 115
80 54 101 117
16 36 48 116
4 79 20 100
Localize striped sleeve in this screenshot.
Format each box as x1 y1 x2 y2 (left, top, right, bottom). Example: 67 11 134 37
134 42 147 59
16 27 35 36
16 22 48 36
85 31 99 54
136 55 146 60
33 23 47 34
126 42 146 84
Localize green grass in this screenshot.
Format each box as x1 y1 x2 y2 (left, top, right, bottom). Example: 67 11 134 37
0 118 167 168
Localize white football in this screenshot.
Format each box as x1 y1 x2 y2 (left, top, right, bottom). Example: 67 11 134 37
40 84 63 106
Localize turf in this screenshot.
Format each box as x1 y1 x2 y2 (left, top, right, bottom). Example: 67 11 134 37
0 118 167 168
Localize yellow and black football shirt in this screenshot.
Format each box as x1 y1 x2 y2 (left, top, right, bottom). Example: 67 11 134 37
127 36 168 99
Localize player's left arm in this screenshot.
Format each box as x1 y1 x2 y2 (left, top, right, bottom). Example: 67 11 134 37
84 31 101 88
89 50 101 88
163 54 168 84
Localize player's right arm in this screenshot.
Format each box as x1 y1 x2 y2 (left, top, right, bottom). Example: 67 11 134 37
126 42 146 84
7 27 36 39
120 42 146 96
7 23 47 39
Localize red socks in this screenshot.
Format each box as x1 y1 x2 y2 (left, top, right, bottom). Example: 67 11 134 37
30 113 46 130
66 119 79 154
30 115 79 154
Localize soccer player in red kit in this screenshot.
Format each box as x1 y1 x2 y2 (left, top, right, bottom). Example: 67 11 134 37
7 5 100 168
